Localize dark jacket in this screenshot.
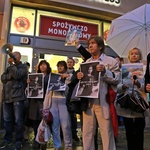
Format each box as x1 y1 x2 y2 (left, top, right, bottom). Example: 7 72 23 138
144 53 150 92
28 74 49 120
1 61 28 103
77 45 91 60
66 45 91 114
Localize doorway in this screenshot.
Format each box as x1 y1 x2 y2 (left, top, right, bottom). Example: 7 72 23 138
33 49 83 73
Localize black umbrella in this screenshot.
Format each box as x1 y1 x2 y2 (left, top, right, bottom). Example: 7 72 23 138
105 46 119 58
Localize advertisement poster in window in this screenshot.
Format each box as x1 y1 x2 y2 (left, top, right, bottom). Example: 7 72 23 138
10 7 35 35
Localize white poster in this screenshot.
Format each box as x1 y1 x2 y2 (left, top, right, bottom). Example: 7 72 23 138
27 73 44 98
121 63 144 87
76 61 100 98
48 73 66 91
65 28 81 46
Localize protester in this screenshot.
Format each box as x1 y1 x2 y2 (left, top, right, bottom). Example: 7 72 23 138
49 60 72 150
66 43 100 150
77 35 120 150
28 60 51 150
0 52 28 150
145 53 150 106
66 58 75 84
23 62 33 141
115 56 124 69
24 61 30 73
116 47 149 150
66 57 80 142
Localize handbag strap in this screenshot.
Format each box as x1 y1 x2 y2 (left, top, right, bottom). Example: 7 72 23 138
43 91 53 109
132 75 137 94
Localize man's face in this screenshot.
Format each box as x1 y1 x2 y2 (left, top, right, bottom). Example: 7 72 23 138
13 52 21 64
67 59 75 69
88 39 99 55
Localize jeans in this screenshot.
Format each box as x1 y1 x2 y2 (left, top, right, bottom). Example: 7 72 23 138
50 97 72 149
3 101 24 142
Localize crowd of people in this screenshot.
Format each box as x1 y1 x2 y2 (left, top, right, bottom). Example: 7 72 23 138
0 35 150 150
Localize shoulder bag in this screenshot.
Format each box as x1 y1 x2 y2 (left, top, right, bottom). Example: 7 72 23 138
117 80 149 113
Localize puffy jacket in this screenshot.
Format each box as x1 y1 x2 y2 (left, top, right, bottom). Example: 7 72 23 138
1 61 28 103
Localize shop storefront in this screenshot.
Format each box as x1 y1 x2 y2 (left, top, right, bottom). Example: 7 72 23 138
8 6 111 72
7 0 150 71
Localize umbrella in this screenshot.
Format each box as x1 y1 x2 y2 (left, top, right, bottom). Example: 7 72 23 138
106 4 150 60
105 46 119 58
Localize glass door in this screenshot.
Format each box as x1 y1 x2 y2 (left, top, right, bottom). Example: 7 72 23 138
34 49 83 73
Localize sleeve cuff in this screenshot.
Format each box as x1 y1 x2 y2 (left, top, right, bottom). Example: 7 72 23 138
76 44 81 49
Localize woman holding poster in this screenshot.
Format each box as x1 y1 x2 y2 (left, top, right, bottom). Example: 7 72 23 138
28 60 51 150
49 60 72 150
117 47 149 150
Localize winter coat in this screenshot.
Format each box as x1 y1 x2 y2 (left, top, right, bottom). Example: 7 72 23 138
1 61 28 103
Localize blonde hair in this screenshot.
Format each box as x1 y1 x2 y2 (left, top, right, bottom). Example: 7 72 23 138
128 47 142 61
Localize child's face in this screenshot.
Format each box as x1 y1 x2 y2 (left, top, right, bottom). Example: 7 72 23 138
57 65 65 73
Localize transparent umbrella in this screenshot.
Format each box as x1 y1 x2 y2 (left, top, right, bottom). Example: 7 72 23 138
106 4 150 60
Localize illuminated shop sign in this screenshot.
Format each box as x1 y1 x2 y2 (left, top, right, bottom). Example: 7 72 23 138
88 0 121 6
14 17 30 33
39 16 98 41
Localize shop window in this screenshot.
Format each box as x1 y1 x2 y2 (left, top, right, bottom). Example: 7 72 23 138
10 6 35 36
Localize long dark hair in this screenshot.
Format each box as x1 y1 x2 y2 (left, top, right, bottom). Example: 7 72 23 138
37 60 51 74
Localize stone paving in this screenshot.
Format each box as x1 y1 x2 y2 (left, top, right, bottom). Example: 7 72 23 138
0 126 150 150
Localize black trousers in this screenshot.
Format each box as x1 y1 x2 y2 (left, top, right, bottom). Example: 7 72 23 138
70 112 78 137
123 117 145 150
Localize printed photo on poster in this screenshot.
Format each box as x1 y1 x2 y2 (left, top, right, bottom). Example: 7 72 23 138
65 28 81 46
48 73 66 91
27 73 44 98
76 61 100 98
121 63 144 87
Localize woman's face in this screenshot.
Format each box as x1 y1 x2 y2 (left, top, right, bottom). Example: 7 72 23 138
57 65 65 73
88 66 93 74
39 63 47 73
129 49 141 63
35 77 38 83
